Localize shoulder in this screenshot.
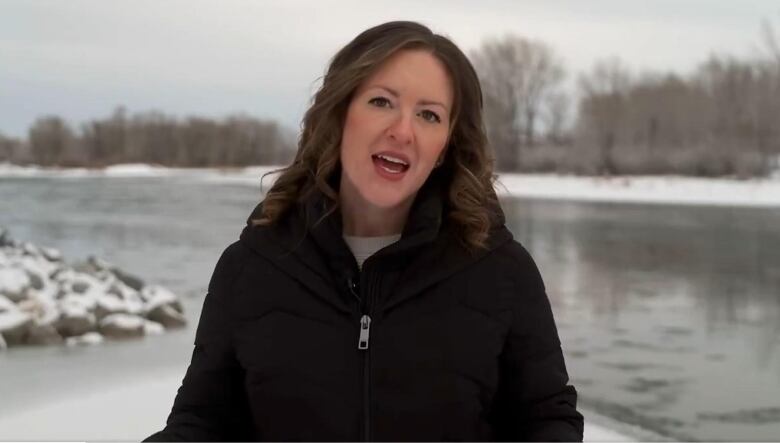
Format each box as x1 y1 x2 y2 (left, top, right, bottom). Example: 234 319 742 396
208 240 254 294
493 238 545 282
484 238 548 305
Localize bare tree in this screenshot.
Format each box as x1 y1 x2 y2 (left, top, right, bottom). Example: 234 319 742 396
28 116 78 166
472 35 566 171
576 57 632 174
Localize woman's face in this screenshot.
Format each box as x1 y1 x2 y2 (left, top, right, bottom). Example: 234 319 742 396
339 49 453 211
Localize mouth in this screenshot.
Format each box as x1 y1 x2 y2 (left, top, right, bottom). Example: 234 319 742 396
371 152 410 178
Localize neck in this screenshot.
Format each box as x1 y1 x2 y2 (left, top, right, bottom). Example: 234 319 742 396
339 177 413 237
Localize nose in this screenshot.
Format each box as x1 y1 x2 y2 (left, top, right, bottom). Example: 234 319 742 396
386 111 414 146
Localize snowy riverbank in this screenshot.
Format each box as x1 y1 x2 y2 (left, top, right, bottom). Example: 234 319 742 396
3 162 779 207
0 369 642 441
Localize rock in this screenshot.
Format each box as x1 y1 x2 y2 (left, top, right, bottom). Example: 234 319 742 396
84 255 114 273
54 311 96 337
0 227 10 247
142 285 183 313
25 270 44 290
107 281 144 315
99 313 145 339
143 320 165 336
17 293 58 324
0 310 33 346
0 294 15 312
25 323 63 345
1 229 186 348
40 247 62 262
58 291 97 312
71 280 90 294
113 268 145 291
94 295 129 320
65 331 104 347
21 242 40 256
147 304 187 329
0 267 30 302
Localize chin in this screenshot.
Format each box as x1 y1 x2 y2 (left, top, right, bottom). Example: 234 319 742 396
361 185 414 210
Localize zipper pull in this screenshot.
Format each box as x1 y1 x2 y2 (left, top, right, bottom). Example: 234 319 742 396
358 314 371 350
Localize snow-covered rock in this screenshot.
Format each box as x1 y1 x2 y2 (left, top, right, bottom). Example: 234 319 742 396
0 294 16 312
0 228 186 349
54 307 96 338
141 285 181 311
147 304 187 329
0 267 30 302
0 309 33 346
99 313 146 339
143 320 165 336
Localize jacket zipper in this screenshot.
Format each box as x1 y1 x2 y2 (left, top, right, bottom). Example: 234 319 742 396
348 274 372 441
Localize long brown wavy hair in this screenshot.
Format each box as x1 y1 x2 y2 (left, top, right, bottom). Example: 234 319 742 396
252 21 498 251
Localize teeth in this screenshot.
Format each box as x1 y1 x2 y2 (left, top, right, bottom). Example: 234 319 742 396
376 154 409 166
378 165 402 174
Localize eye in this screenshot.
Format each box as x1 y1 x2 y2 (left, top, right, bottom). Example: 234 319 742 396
368 97 391 108
419 109 441 124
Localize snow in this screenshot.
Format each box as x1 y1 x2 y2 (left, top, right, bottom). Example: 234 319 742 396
58 297 93 319
494 173 780 207
99 313 145 330
143 320 165 335
0 370 639 441
0 267 30 295
142 285 179 311
64 331 104 347
59 292 96 313
17 293 59 325
96 294 127 313
0 294 16 312
102 163 169 176
0 309 31 330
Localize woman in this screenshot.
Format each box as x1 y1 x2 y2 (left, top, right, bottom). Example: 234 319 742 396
146 21 583 442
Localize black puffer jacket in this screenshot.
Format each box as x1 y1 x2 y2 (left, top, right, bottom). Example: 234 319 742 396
145 175 583 442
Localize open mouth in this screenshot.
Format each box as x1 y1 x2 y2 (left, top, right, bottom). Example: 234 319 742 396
371 153 410 174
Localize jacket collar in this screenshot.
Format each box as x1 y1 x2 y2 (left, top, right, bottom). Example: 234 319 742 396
239 170 513 314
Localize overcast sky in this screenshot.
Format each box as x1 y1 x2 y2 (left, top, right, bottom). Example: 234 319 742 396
2 0 779 138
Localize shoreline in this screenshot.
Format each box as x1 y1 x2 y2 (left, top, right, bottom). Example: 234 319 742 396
0 370 643 442
2 162 780 208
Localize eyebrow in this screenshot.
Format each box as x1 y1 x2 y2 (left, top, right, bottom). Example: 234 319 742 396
368 85 449 110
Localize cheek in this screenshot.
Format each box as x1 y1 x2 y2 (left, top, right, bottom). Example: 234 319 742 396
418 131 449 167
341 107 377 160
340 112 364 166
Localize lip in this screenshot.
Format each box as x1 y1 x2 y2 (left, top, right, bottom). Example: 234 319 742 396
372 150 412 167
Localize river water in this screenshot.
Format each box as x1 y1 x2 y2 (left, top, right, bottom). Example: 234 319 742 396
1 174 778 441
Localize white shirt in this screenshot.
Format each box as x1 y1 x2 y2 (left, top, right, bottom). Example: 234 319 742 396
343 233 401 269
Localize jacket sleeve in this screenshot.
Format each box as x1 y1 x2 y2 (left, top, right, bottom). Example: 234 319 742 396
491 242 584 442
144 242 253 442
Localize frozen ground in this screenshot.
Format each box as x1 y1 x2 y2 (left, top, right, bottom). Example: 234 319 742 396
2 162 779 207
0 370 639 441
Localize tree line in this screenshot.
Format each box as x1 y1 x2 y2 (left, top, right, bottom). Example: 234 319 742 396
0 108 295 168
471 20 780 177
1 21 779 176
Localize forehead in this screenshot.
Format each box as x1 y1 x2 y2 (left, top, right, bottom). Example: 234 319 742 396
359 49 454 107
